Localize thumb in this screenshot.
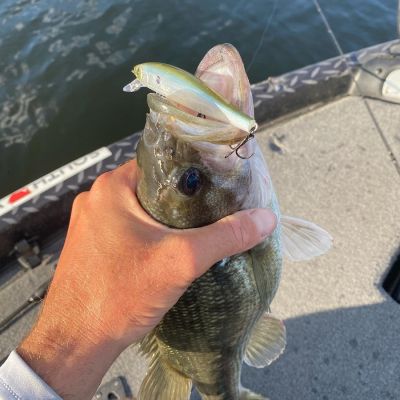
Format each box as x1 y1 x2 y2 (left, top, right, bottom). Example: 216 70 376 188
188 208 277 275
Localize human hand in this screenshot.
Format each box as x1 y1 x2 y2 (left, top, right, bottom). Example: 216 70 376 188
17 160 276 399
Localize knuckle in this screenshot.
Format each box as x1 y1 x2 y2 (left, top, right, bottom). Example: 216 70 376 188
89 171 114 203
72 191 88 212
91 171 113 192
69 191 89 225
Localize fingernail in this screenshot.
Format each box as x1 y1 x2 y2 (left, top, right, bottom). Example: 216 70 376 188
249 208 277 238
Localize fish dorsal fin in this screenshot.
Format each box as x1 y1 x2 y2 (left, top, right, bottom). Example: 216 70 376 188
244 313 286 368
281 215 332 261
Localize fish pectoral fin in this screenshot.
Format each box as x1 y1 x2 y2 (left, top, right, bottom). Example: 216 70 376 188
240 388 270 400
138 351 192 400
138 332 192 399
244 313 286 368
281 215 332 261
138 331 159 358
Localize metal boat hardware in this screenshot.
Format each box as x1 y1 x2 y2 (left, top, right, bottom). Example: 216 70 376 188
95 377 133 400
13 238 41 270
383 251 400 303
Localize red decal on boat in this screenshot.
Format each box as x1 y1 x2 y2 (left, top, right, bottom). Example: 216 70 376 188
9 188 31 204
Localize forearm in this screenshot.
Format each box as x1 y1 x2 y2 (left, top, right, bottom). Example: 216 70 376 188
17 317 121 400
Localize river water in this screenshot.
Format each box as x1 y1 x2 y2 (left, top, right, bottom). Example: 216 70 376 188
0 0 397 197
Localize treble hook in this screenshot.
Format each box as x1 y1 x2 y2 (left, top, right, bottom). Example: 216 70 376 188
225 132 255 159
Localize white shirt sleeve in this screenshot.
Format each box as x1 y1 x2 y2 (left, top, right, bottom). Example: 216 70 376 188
0 351 62 399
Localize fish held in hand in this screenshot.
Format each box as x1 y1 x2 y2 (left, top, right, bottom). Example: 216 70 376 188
133 43 332 400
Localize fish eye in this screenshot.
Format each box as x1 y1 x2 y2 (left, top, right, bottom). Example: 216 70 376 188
178 167 202 196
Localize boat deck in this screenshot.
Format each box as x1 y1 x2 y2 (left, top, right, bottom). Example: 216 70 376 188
1 96 400 399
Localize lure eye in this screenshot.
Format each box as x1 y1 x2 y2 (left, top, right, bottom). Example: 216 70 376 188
178 167 202 196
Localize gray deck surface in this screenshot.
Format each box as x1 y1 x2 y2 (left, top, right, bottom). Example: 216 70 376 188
1 96 400 399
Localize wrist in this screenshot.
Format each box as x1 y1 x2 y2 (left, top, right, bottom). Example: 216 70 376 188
17 317 122 400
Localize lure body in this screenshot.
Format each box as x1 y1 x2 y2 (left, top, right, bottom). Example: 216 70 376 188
124 62 258 134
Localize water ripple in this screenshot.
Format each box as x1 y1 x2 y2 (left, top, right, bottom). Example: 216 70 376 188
0 86 58 147
106 7 132 36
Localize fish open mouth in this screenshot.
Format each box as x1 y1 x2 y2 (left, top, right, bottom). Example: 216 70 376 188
147 93 251 146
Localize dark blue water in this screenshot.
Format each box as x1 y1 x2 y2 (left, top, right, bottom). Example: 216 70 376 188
0 0 398 197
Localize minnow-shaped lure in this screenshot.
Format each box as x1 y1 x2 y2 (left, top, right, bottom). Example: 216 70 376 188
123 62 258 134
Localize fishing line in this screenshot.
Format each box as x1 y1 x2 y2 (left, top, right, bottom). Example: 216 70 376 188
312 0 400 177
0 278 50 334
397 0 400 37
247 0 278 73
